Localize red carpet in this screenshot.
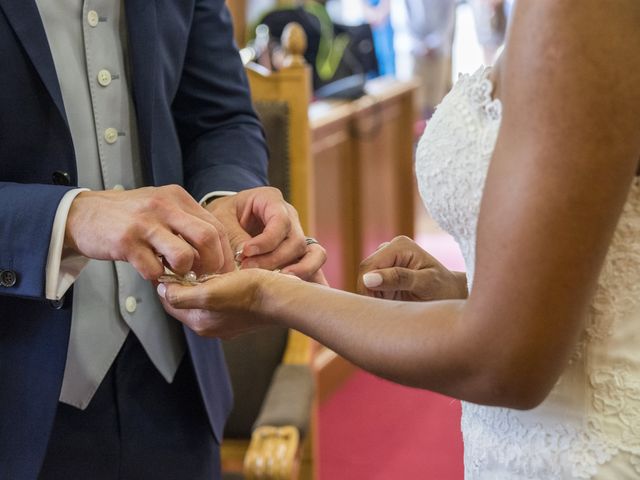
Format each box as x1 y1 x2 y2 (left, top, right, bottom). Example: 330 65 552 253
318 232 465 480
318 371 464 480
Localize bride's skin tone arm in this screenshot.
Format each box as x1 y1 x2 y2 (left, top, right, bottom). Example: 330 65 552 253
159 0 640 409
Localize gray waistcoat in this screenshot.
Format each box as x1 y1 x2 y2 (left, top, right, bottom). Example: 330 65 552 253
36 0 185 409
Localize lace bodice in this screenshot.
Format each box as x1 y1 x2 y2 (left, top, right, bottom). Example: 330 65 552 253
415 67 640 479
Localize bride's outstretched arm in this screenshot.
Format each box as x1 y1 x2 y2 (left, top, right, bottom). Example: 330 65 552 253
160 0 640 410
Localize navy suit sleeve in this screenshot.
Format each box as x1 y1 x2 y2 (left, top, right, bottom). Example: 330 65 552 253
172 0 269 201
0 182 75 300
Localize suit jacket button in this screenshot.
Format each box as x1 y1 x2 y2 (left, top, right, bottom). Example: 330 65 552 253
49 297 65 310
0 270 17 287
52 171 72 186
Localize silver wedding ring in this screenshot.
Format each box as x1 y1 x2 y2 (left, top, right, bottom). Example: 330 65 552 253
305 236 320 246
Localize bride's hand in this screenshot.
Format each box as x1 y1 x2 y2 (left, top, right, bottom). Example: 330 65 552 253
156 269 282 339
357 236 468 301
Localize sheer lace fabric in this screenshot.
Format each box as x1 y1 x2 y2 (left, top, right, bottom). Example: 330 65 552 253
415 67 640 479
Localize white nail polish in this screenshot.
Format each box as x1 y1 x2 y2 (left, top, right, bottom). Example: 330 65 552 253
157 283 167 299
363 272 383 288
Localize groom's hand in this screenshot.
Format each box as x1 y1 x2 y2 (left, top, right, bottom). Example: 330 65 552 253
65 185 235 280
206 187 327 282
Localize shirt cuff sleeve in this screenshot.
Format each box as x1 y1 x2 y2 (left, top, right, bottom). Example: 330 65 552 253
45 188 91 300
199 190 237 206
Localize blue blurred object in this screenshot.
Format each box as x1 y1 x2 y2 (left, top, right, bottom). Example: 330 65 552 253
365 0 396 76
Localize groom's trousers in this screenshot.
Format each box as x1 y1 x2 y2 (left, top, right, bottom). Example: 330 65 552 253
38 333 220 480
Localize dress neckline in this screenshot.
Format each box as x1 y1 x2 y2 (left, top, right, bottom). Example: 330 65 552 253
465 66 502 122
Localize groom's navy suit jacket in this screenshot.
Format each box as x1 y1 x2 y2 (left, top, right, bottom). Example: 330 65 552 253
0 0 268 477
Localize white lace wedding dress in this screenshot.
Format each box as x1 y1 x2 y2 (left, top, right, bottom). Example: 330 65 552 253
415 67 640 479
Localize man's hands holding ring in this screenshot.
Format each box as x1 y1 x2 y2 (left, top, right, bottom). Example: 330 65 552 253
64 185 235 280
206 187 327 283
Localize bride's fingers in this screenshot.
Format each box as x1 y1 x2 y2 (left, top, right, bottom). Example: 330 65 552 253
158 281 216 309
362 267 417 292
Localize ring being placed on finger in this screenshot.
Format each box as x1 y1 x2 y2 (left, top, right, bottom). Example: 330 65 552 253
234 249 244 270
305 236 320 246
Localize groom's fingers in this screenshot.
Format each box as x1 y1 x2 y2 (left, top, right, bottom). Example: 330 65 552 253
280 244 327 280
223 223 253 264
241 205 294 257
239 235 307 271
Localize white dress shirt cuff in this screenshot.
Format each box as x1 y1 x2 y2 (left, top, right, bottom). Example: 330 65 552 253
199 190 237 206
45 188 91 300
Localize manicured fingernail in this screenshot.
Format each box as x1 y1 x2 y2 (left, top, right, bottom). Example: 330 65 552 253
157 283 167 299
363 272 383 288
244 245 259 257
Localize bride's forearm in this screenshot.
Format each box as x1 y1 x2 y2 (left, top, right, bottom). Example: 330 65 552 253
260 276 514 407
162 267 552 408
